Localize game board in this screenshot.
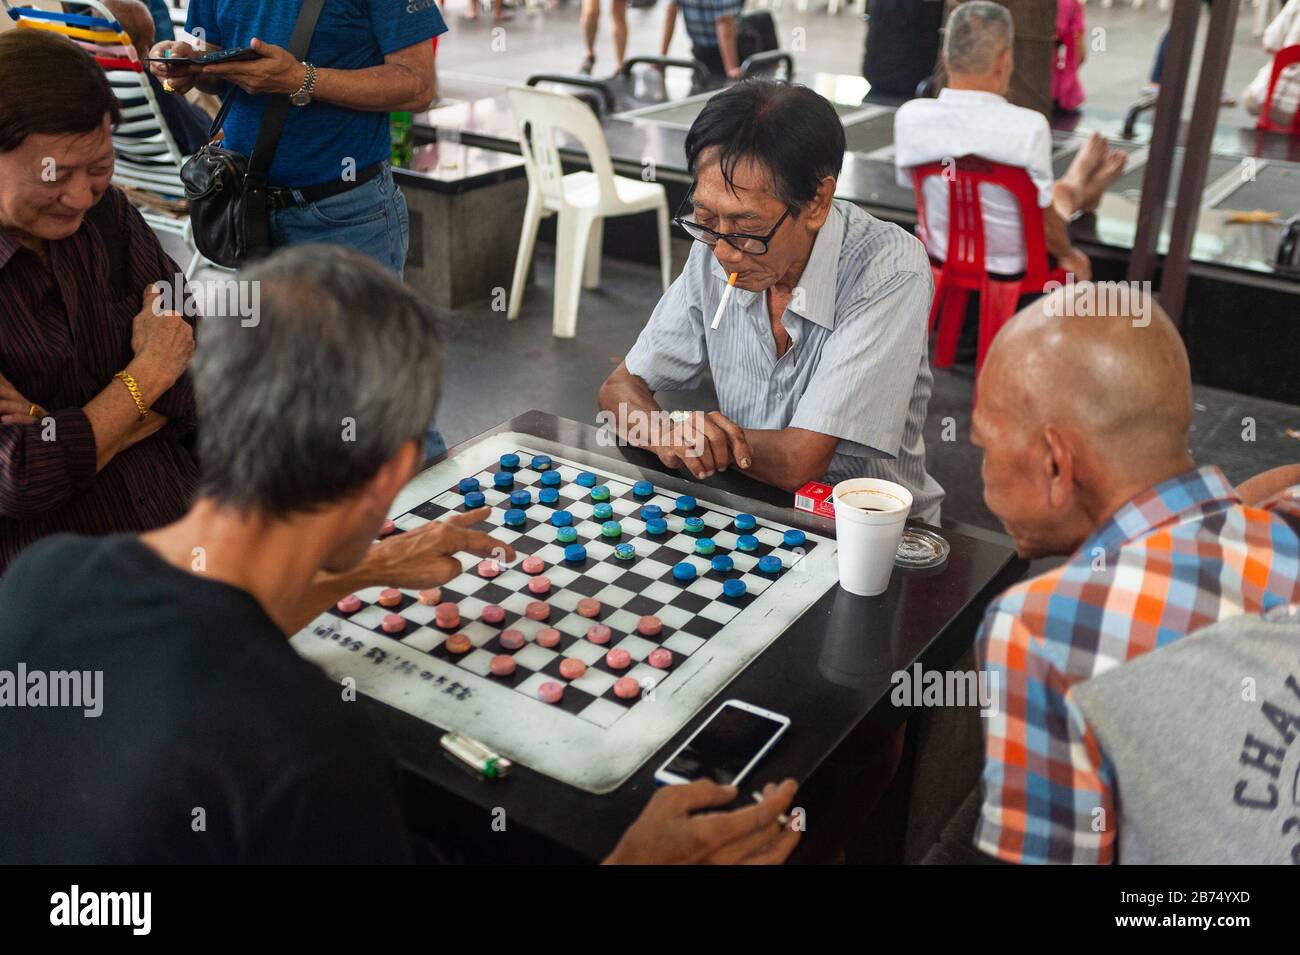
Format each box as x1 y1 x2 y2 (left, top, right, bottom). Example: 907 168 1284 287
291 432 839 793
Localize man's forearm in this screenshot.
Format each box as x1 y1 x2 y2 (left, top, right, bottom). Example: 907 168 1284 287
283 564 379 636
598 371 664 450
736 429 828 492
715 16 741 74
314 63 434 113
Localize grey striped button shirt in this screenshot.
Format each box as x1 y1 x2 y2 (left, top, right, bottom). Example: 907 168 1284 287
624 198 945 524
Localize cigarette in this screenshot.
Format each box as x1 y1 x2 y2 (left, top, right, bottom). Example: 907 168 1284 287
751 790 791 828
710 272 738 330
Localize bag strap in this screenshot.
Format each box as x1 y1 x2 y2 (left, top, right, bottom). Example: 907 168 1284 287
213 0 326 183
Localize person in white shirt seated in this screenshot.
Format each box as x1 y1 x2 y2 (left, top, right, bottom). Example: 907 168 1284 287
1242 0 1300 129
894 1 1126 281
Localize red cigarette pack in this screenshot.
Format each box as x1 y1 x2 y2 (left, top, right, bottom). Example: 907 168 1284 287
794 481 835 519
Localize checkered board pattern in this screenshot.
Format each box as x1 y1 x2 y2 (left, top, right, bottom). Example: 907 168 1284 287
291 432 839 794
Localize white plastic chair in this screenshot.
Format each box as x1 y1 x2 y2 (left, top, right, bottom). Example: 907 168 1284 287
506 84 671 338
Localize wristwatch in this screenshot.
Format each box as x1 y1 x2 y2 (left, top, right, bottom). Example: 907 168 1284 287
290 62 317 107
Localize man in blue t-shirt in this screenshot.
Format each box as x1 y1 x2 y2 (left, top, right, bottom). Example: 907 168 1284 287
148 0 447 278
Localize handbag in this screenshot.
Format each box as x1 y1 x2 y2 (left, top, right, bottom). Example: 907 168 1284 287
180 0 325 268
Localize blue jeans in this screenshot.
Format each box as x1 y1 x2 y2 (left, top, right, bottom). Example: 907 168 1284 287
269 162 411 277
269 162 445 461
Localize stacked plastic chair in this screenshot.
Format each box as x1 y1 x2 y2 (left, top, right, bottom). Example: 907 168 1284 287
3 0 205 276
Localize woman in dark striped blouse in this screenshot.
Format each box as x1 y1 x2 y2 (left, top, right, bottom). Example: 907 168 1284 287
0 31 198 574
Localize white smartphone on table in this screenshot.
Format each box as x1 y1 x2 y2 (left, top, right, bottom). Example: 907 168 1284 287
653 699 790 788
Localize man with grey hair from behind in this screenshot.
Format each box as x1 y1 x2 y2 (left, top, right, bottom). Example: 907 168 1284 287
895 1 1127 283
0 245 799 865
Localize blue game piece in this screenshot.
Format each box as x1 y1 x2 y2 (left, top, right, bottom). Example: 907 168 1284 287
556 526 578 543
614 542 636 560
564 543 588 563
640 505 663 521
672 561 697 582
531 454 552 471
576 471 597 487
723 578 747 599
675 495 697 514
493 471 513 490
694 538 716 556
736 534 759 551
539 487 559 505
758 555 782 574
632 480 654 498
646 517 668 536
457 477 480 494
783 529 806 548
734 513 757 532
591 485 610 502
601 520 622 539
464 491 486 509
593 502 614 520
684 516 705 534
551 509 573 527
499 453 520 469
504 508 526 528
510 489 532 508
711 554 734 573
540 470 561 488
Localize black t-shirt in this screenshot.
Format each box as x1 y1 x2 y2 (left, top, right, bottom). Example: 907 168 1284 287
0 534 414 863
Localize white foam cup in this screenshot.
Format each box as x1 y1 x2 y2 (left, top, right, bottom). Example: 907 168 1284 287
831 478 912 596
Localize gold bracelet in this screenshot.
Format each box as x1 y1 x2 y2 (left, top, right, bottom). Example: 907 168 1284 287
114 371 150 420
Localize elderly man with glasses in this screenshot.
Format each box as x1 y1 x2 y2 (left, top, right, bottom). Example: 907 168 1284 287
599 81 944 522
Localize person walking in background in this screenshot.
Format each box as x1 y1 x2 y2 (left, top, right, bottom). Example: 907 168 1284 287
580 0 628 74
1052 0 1086 114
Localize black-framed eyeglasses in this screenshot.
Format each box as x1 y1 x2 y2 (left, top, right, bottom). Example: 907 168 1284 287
672 193 793 255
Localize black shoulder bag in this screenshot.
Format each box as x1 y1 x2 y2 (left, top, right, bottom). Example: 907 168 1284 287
180 0 325 268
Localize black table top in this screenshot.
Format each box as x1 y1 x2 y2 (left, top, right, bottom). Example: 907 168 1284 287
410 71 1300 283
361 410 1025 863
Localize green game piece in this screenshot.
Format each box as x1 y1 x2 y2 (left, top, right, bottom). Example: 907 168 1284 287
601 520 622 538
556 526 578 543
614 542 636 560
694 538 716 556
591 485 611 502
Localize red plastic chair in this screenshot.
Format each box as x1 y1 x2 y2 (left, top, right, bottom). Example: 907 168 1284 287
1256 44 1300 135
912 156 1066 373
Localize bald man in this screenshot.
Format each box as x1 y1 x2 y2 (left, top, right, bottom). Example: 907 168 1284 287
968 284 1300 864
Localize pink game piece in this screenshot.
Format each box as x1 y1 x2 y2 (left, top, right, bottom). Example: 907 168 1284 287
527 575 551 596
489 655 517 677
477 558 502 578
585 623 612 645
576 598 602 618
417 587 442 606
434 602 460 629
381 614 406 634
378 519 396 537
605 648 632 670
525 600 550 621
445 633 472 654
481 604 505 624
647 648 673 669
636 615 662 637
521 555 545 575
559 658 587 680
538 681 564 704
378 588 402 608
535 627 561 648
336 594 361 614
613 676 641 699
499 629 525 650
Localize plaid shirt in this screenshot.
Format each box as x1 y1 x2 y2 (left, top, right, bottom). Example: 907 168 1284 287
975 466 1300 864
676 0 744 49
